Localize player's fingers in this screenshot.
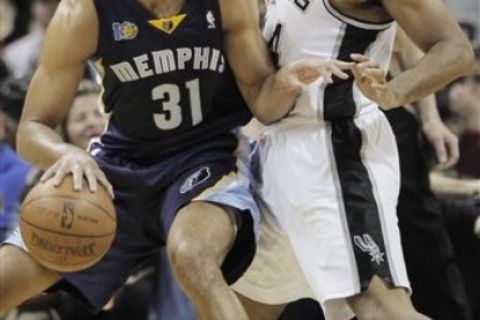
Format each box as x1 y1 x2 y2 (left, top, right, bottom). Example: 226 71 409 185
358 60 380 69
328 64 349 80
96 170 114 199
318 69 333 83
363 68 384 86
84 166 98 193
433 139 448 168
71 164 84 191
351 64 367 82
40 163 58 182
350 53 369 63
367 68 386 80
332 60 355 70
51 165 69 188
444 135 460 168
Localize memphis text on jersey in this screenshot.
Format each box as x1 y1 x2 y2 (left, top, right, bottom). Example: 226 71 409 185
110 46 226 83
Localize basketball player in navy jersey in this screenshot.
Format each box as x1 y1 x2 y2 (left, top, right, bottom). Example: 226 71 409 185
233 0 474 320
0 0 353 319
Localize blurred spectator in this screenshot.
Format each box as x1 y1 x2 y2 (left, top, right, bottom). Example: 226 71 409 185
449 44 480 179
1 0 59 79
57 80 107 150
459 22 478 41
0 77 31 242
0 0 31 48
431 43 480 320
381 29 474 320
431 43 480 196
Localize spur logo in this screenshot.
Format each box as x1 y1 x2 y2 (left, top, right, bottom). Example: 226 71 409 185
353 234 385 265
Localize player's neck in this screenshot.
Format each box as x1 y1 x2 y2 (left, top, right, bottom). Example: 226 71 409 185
329 0 391 23
137 0 185 18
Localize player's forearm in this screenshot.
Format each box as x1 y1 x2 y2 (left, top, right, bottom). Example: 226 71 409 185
17 120 83 170
388 40 474 107
413 94 441 126
249 73 302 124
430 171 480 197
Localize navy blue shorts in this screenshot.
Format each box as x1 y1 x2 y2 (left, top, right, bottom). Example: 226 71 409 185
5 132 259 311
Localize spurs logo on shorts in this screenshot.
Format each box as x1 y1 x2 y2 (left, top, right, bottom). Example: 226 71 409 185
353 234 385 265
180 167 211 194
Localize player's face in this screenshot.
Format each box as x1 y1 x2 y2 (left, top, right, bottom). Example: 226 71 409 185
66 94 107 149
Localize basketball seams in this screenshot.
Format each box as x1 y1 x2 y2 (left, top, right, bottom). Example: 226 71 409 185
20 218 116 238
22 195 116 222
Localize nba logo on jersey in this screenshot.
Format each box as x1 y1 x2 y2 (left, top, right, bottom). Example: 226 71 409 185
180 167 211 194
112 21 139 41
206 11 216 29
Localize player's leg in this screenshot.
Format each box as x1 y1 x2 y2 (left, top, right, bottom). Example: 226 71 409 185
166 201 247 320
236 292 286 320
0 245 60 316
347 275 430 320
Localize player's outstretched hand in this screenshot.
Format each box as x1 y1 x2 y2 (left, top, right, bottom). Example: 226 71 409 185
279 58 354 94
40 148 114 198
351 53 403 109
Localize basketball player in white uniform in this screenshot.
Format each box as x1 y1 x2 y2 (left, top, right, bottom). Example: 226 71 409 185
233 0 474 319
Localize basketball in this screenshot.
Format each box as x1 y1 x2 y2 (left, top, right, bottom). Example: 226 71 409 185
20 175 116 272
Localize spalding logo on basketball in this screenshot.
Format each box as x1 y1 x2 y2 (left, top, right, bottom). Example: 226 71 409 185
20 175 116 273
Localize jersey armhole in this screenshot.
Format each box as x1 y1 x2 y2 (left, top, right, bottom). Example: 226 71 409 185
209 0 224 47
90 0 110 60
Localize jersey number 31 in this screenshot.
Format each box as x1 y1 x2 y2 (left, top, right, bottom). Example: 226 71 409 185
152 78 202 130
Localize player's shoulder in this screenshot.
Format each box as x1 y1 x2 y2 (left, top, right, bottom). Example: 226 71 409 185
52 0 98 29
42 0 98 64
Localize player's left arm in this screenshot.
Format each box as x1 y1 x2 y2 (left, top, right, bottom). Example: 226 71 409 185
218 0 351 124
380 0 474 107
395 28 459 169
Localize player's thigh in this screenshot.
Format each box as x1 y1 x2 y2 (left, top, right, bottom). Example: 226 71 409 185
167 201 236 263
0 245 60 313
236 292 286 320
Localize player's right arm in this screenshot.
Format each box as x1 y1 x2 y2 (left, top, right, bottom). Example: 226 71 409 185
16 0 113 196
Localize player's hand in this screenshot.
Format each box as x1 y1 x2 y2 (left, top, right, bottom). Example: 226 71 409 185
350 53 404 109
279 58 354 94
422 119 459 170
40 147 114 198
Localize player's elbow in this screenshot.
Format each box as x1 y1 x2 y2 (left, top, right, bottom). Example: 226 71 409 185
455 41 475 76
252 110 277 125
16 119 35 160
250 104 288 125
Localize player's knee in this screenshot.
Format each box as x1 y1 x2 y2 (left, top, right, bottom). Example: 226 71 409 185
167 239 217 289
352 293 422 320
352 297 383 320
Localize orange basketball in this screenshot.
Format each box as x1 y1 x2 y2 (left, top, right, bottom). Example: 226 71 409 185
20 175 116 272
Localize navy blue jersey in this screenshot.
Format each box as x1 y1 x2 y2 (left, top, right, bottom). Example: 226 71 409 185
92 0 251 161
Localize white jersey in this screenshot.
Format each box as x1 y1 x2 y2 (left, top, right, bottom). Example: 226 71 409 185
263 0 396 124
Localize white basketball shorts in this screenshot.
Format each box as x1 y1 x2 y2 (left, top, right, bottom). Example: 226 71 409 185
233 107 410 320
